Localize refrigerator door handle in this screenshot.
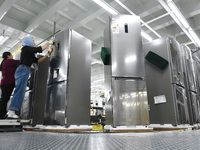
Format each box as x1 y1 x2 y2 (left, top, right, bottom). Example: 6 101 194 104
124 23 128 33
114 76 144 81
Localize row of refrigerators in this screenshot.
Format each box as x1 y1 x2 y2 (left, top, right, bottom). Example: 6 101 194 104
103 14 200 127
12 14 200 127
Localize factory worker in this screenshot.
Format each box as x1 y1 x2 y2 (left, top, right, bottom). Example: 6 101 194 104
6 35 53 119
0 52 20 119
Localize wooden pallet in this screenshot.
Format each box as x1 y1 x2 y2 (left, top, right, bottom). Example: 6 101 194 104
153 127 189 131
23 127 40 131
149 124 193 131
104 126 153 133
111 129 153 132
42 128 92 133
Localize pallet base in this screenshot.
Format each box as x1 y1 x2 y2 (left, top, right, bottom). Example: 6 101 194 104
149 124 194 131
24 125 93 133
104 125 153 133
43 128 92 133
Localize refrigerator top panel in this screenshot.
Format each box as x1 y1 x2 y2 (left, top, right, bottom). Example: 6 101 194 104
110 14 145 77
168 37 185 86
47 29 70 85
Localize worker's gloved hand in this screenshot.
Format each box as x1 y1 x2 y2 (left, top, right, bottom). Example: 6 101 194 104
49 40 54 45
46 47 53 57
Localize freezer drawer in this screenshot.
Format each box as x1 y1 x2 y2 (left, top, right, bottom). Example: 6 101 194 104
44 81 66 125
112 78 149 126
190 91 200 123
175 85 189 124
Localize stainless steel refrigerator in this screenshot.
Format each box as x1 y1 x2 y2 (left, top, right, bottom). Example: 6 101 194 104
192 50 200 122
144 36 189 125
19 55 49 123
44 29 91 126
104 14 149 127
181 45 200 124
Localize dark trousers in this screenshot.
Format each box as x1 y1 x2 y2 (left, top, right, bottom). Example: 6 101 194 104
0 83 15 119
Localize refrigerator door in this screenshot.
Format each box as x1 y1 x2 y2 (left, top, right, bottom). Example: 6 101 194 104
193 61 200 116
192 52 200 122
66 30 91 125
47 29 70 85
183 46 196 92
174 85 189 124
190 91 200 123
110 15 145 77
168 37 185 86
112 78 149 126
193 61 200 94
44 81 66 125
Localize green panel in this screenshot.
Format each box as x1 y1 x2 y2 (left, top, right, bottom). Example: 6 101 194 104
145 51 168 70
101 47 110 65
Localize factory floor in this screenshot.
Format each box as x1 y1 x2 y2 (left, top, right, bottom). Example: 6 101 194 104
0 129 200 150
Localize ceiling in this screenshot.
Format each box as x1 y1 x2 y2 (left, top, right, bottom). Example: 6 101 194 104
0 0 200 101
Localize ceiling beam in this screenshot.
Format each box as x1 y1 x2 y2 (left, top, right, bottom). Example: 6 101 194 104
57 10 73 21
34 0 48 7
13 3 36 16
0 0 17 20
25 0 70 33
61 7 105 31
45 19 62 29
61 0 119 31
0 15 26 31
70 0 88 12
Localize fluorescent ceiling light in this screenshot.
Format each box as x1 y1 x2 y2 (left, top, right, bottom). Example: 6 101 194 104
0 36 4 41
141 30 153 41
93 0 118 15
0 12 7 20
167 0 190 29
115 0 135 16
188 28 200 47
0 36 9 45
159 0 200 47
28 28 34 33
